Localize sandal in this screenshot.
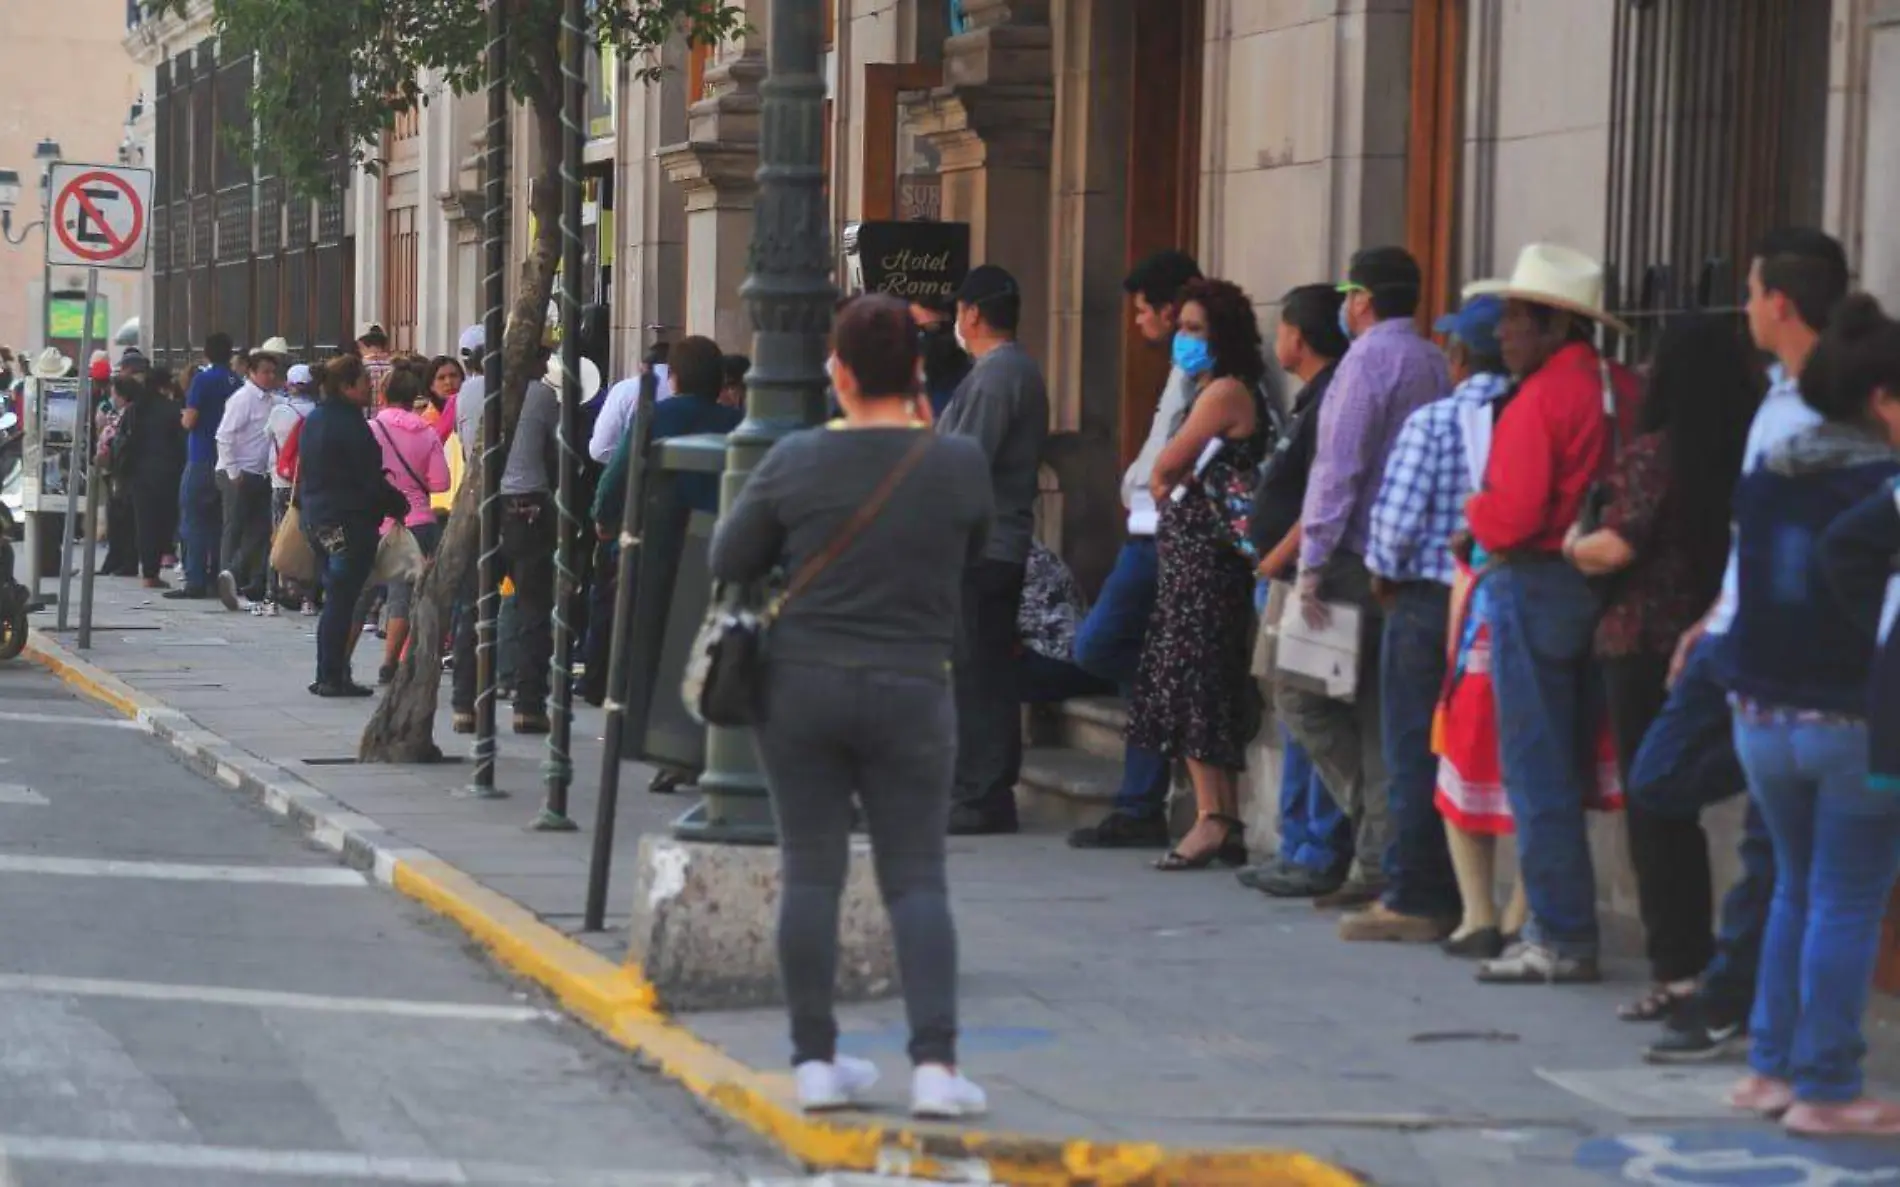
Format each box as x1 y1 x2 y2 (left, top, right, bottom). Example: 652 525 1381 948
1156 813 1246 872
1618 982 1695 1023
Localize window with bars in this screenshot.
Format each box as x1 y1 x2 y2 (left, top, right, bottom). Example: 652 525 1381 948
1601 0 1831 360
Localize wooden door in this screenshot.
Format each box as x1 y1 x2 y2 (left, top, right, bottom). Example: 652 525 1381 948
1117 0 1203 467
1405 0 1465 330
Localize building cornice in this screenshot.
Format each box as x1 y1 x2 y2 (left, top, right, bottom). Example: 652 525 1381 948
123 0 216 69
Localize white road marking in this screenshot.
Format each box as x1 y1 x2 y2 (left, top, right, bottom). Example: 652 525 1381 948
0 1134 745 1184
0 785 46 805
0 709 143 730
0 854 365 884
0 973 552 1022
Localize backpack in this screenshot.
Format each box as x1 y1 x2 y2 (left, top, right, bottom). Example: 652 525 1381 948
275 416 305 482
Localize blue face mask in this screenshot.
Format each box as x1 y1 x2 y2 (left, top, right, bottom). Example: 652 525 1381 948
1172 331 1213 377
1338 300 1356 343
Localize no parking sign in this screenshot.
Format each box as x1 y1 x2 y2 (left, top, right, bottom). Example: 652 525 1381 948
46 163 153 271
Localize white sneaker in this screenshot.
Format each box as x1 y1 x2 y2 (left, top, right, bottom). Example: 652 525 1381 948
265 601 281 618
793 1056 879 1113
910 1064 987 1120
301 600 318 617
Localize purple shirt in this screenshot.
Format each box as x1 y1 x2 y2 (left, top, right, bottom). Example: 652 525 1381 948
1298 318 1451 572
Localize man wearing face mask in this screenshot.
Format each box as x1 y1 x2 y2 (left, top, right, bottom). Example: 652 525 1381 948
1276 246 1450 911
911 298 970 420
935 264 1051 835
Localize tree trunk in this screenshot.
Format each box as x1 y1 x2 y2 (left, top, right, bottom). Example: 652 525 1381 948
357 81 567 763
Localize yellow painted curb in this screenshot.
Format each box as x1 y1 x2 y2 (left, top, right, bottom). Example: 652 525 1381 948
392 855 1363 1186
25 636 1362 1186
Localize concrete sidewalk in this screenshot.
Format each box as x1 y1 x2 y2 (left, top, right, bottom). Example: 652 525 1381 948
29 573 1900 1187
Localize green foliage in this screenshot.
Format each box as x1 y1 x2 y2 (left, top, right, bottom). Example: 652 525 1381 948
142 0 744 195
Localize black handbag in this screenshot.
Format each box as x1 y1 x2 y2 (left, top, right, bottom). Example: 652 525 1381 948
682 432 935 728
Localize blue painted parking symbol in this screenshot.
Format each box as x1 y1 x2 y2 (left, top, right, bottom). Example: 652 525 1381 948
1577 1130 1900 1185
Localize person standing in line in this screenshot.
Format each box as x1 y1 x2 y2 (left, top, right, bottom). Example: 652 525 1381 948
166 332 242 601
1722 295 1900 1136
298 356 406 697
369 367 451 684
909 298 971 421
1067 249 1203 851
357 323 394 400
1629 228 1848 1063
1125 278 1268 870
1462 244 1642 985
1236 284 1355 897
1277 247 1450 910
708 295 993 1119
935 264 1050 836
449 347 572 735
1565 317 1761 1022
214 339 287 612
113 373 185 590
267 363 318 616
1340 296 1512 943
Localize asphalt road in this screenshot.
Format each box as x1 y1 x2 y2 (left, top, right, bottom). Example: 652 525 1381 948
0 659 821 1187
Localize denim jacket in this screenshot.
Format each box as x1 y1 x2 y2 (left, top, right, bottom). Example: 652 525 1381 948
1821 476 1900 789
1716 423 1900 715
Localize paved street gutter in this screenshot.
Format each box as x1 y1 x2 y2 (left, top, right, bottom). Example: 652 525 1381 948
25 632 1363 1187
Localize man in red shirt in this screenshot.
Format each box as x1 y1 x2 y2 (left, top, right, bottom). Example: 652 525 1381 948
1461 244 1641 985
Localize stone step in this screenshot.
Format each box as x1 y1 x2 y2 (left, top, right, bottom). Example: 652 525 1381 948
1054 696 1128 762
1015 745 1121 833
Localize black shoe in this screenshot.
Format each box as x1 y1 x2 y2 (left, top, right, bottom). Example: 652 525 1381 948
1068 811 1171 850
309 680 375 698
1440 927 1505 960
1645 1000 1749 1065
162 587 211 600
948 803 1019 836
1246 863 1347 899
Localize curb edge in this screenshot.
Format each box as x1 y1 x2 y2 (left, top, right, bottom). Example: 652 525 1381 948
21 634 1363 1187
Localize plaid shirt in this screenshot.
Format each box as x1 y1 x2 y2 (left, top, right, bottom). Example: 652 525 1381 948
1367 371 1513 586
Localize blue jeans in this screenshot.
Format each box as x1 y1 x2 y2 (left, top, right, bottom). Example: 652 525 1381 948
305 515 379 687
1628 633 1774 1015
1381 583 1459 917
1735 714 1900 1103
1278 728 1350 872
177 460 222 594
1074 538 1171 820
1487 560 1602 958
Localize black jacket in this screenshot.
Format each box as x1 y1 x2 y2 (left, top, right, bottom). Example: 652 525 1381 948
1248 362 1338 568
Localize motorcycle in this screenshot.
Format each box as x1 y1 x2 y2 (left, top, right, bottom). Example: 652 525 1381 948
0 411 30 660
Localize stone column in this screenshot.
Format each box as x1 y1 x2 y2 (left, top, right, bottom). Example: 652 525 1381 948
658 49 765 350
903 0 1055 363
613 37 688 373
1859 0 1900 302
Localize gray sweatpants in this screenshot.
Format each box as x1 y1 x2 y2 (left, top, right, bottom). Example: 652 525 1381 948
753 660 959 1068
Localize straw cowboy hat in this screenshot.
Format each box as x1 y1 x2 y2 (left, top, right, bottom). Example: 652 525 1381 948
544 353 601 404
255 336 292 360
1463 243 1630 336
29 348 72 380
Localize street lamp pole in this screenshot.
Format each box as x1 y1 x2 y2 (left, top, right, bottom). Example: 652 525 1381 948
672 0 834 844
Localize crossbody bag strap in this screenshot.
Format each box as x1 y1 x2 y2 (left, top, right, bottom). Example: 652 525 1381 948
374 418 429 495
770 431 934 620
1597 358 1620 476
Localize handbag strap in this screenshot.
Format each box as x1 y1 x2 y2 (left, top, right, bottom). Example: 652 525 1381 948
1595 358 1620 481
374 417 430 496
770 431 934 620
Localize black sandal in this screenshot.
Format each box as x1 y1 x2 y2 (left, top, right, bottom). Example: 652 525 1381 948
1155 813 1246 872
1618 982 1695 1023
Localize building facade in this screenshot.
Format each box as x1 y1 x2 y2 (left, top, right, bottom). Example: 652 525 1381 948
0 0 144 357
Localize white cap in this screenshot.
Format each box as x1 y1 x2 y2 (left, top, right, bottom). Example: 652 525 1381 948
286 363 314 387
458 324 485 355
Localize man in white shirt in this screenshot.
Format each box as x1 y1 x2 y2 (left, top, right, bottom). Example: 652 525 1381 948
588 342 672 464
1067 250 1203 850
1625 227 1846 1063
214 342 285 611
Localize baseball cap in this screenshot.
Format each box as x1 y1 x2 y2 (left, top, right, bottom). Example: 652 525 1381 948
1340 246 1423 296
1433 294 1505 359
955 264 1019 308
89 358 111 381
286 363 314 387
458 324 485 356
118 347 150 374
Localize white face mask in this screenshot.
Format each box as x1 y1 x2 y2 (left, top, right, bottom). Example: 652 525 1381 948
954 313 970 353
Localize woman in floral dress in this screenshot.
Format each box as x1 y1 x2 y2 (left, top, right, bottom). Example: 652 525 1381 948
1128 278 1269 871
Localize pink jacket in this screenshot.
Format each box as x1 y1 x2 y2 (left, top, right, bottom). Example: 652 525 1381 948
371 408 451 528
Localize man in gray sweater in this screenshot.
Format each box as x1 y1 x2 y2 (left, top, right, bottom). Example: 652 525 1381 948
936 264 1050 834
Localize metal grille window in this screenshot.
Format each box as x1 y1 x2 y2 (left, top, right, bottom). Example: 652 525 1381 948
1601 0 1831 359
